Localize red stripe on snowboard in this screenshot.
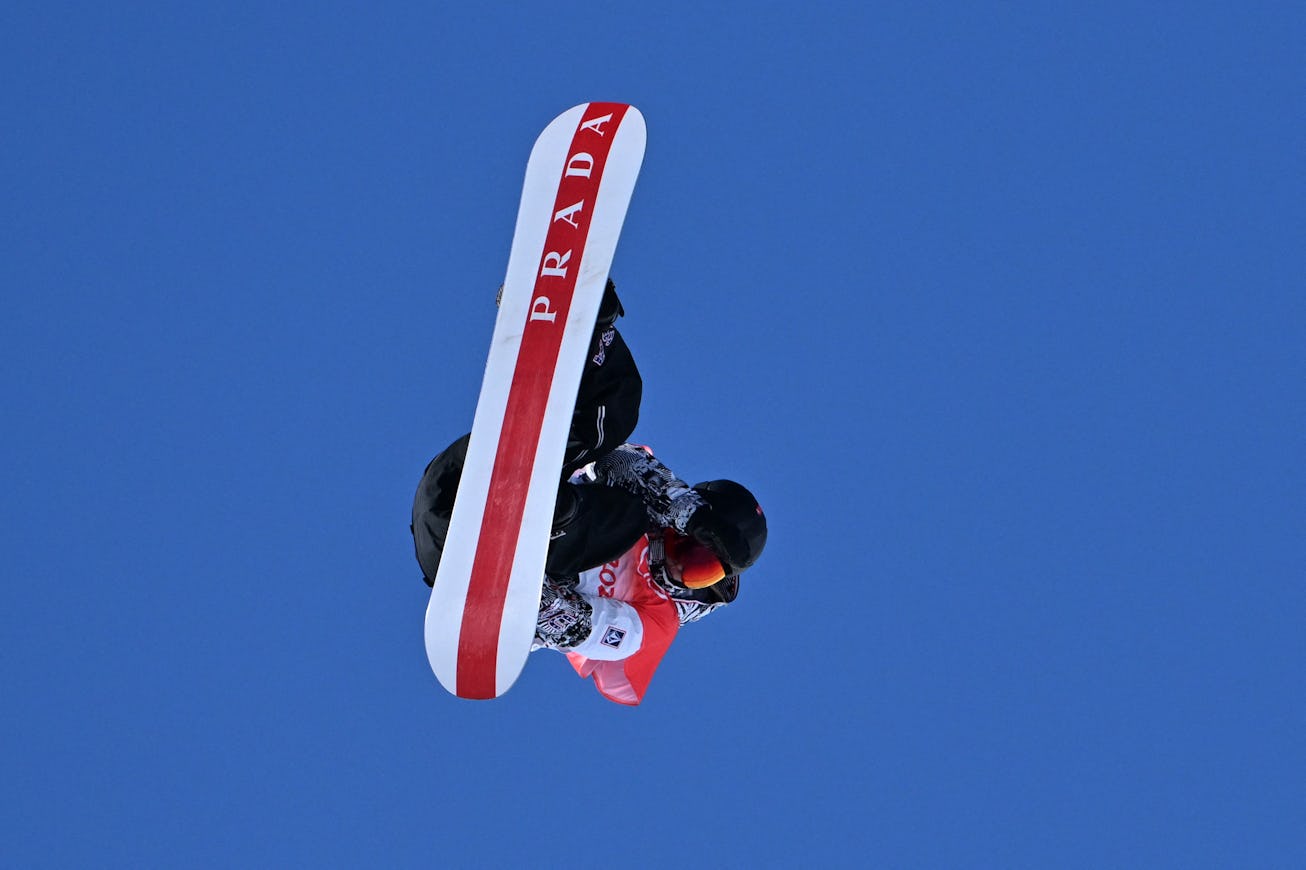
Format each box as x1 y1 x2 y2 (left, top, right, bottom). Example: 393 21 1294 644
457 103 630 698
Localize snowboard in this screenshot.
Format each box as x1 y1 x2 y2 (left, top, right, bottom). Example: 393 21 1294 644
424 103 646 699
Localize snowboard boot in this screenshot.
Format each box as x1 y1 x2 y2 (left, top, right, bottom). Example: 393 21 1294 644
595 278 624 327
534 576 593 650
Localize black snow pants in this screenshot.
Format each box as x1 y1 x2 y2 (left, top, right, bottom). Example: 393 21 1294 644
412 325 647 587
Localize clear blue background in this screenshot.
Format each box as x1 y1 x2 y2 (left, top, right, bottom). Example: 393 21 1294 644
3 2 1302 866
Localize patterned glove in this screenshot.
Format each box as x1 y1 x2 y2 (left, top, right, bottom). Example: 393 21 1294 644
588 445 705 532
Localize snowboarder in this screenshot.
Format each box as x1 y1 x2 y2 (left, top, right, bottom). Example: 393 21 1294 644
412 280 767 704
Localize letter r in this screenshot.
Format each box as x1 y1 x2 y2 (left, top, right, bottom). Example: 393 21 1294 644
540 250 571 278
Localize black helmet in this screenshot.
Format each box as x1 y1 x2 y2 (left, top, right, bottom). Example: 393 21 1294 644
687 480 767 576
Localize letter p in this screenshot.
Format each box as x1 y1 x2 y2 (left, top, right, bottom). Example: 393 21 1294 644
529 296 558 323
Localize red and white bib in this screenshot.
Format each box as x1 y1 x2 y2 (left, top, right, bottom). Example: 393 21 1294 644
565 536 682 705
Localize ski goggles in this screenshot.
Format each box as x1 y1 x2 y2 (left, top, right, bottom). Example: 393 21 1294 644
662 529 728 589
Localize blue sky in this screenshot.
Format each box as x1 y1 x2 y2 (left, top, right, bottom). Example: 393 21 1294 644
3 2 1302 866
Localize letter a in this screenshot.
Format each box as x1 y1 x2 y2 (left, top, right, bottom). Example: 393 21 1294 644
579 113 613 137
554 200 584 228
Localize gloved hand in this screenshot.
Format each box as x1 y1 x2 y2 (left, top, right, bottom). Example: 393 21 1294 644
665 490 706 535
